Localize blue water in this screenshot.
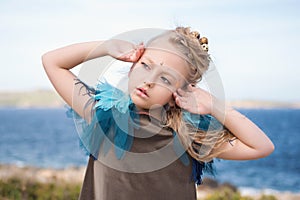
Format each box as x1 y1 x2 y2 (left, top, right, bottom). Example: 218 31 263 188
213 109 300 193
0 108 87 168
0 107 299 193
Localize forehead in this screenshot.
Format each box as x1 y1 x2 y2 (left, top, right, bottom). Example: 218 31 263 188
141 48 189 80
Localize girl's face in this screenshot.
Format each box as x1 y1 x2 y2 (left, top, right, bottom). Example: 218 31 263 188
128 48 189 111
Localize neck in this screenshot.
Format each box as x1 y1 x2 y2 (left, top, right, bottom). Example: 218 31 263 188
135 106 165 122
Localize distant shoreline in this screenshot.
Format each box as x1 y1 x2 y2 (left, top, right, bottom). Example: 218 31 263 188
228 100 300 109
0 89 65 108
0 89 299 109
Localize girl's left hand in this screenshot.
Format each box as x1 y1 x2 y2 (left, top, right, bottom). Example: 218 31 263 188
104 39 145 63
173 84 214 115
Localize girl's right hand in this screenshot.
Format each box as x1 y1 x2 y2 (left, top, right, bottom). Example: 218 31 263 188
104 39 145 62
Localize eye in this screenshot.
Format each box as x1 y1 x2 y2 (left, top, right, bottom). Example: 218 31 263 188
141 62 151 70
161 76 171 85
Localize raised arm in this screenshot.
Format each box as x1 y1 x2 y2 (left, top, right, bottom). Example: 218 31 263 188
42 41 106 121
42 40 144 121
173 85 275 160
211 103 275 160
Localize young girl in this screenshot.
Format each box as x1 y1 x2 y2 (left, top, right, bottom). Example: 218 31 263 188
42 27 274 200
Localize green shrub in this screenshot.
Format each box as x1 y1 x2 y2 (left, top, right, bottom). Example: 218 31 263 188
0 178 81 200
204 187 253 200
202 187 278 200
258 194 277 200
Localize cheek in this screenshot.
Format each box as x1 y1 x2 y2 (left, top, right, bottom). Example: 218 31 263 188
128 68 145 91
156 87 174 102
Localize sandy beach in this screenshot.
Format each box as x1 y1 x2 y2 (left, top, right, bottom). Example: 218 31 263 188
0 164 299 200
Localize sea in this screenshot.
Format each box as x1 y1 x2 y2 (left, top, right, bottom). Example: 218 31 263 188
0 107 299 194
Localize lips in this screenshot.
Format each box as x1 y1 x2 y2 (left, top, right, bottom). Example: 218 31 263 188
136 87 148 97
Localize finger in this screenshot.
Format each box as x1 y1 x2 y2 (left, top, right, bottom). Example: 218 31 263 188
138 42 144 49
176 88 188 97
187 84 196 92
136 47 145 58
121 54 131 61
130 46 144 61
174 96 184 107
175 97 189 110
173 92 187 102
134 43 144 52
127 51 139 62
174 94 188 107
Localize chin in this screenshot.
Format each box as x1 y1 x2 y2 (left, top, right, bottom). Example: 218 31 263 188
130 95 148 109
131 96 163 111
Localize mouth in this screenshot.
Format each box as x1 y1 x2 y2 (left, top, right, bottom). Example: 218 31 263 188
136 87 149 97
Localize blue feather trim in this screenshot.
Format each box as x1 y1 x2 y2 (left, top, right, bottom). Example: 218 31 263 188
171 129 216 185
182 111 223 131
172 131 190 166
191 158 216 185
66 79 139 160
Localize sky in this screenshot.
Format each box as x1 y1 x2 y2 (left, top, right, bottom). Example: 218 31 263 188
0 0 299 102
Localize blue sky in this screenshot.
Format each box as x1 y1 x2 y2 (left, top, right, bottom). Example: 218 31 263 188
0 0 299 102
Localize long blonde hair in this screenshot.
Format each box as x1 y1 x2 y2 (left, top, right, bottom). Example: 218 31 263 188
159 27 236 162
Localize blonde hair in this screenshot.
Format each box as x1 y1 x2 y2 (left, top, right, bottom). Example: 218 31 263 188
159 27 236 162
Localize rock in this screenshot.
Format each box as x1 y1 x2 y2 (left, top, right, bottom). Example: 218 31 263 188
202 177 219 188
219 181 238 192
0 164 86 184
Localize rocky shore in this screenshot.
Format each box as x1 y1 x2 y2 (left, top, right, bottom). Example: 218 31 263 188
0 164 299 200
0 164 85 184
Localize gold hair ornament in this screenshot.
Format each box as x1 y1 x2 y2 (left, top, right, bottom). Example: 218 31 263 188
190 31 209 52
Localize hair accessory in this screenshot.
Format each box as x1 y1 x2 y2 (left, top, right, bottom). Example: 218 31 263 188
190 31 200 39
199 37 209 52
189 30 209 52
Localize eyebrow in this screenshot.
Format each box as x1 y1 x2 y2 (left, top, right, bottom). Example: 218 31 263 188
144 56 156 64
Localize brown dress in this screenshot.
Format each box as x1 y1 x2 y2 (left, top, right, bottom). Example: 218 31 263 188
78 114 197 200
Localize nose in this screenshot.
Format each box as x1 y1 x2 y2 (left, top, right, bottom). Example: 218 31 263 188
144 81 154 88
143 71 157 88
143 68 160 88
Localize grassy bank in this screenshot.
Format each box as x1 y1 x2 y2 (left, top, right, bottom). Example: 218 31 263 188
0 176 279 200
0 164 290 200
0 178 81 200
